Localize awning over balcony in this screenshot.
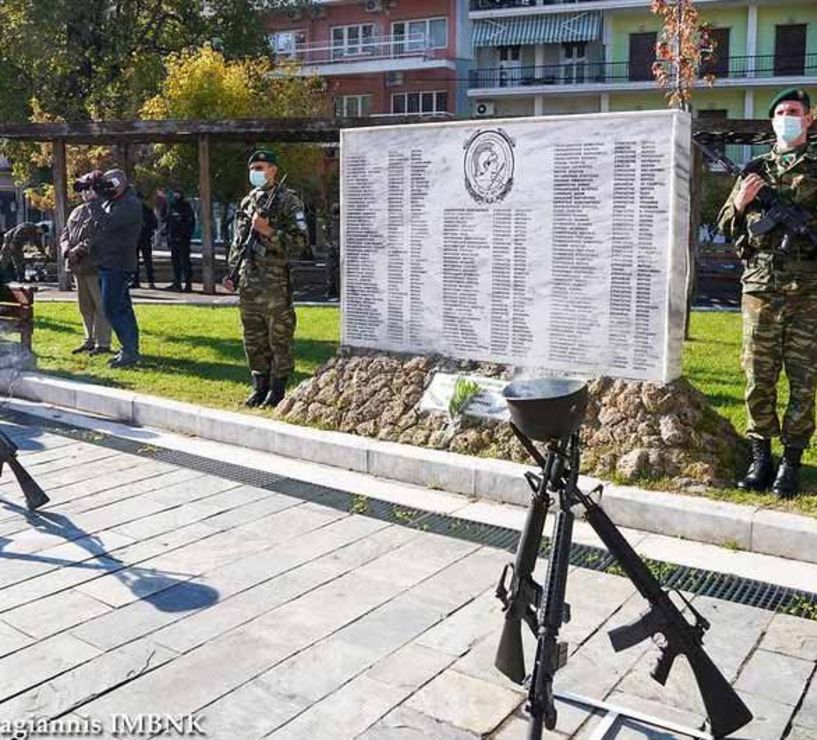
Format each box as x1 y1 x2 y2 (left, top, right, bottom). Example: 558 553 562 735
473 11 602 47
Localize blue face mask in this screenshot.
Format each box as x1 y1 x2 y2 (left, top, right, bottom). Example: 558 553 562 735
773 116 804 147
249 170 268 188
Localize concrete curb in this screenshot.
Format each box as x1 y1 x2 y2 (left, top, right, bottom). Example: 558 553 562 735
2 371 816 565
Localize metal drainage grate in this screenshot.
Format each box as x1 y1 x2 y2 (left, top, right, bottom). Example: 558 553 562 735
2 406 816 621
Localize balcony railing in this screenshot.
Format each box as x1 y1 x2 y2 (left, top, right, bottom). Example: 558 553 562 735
470 0 601 9
282 34 439 66
468 53 817 89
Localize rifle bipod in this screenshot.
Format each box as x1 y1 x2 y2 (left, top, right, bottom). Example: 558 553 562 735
495 378 752 740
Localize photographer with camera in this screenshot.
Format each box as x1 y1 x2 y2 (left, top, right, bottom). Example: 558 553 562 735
86 169 143 368
61 170 112 355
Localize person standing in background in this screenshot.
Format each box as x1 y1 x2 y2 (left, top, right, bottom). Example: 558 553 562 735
61 170 111 355
87 169 143 368
166 187 195 292
132 193 157 289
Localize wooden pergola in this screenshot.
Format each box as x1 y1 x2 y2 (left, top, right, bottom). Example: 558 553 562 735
0 115 452 293
0 115 803 293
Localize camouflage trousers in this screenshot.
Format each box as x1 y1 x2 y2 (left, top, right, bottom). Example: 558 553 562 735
742 291 817 447
238 286 296 380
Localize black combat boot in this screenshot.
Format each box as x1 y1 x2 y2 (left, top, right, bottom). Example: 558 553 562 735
262 376 288 408
737 438 774 491
245 372 269 408
772 446 803 499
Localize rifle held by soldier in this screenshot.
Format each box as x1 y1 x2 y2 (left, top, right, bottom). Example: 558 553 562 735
0 429 49 511
694 136 817 258
226 173 288 289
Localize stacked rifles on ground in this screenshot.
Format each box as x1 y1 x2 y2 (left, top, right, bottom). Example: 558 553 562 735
494 378 753 739
0 429 48 511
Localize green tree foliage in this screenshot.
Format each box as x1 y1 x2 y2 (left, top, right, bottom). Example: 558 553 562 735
139 45 328 208
0 2 323 211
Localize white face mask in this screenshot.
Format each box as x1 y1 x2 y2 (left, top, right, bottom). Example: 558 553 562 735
249 170 268 188
773 116 805 147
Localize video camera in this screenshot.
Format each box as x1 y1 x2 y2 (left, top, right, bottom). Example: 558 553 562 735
72 171 116 198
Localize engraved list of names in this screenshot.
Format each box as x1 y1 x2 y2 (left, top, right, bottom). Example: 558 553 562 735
340 111 690 383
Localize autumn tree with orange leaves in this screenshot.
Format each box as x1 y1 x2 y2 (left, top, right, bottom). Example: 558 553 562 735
651 0 716 109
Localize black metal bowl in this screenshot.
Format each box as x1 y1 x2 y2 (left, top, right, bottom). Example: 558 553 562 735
503 377 588 441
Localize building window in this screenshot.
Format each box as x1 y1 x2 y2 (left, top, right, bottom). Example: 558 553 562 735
499 45 521 62
774 24 806 76
628 32 657 82
392 17 448 54
700 28 730 78
334 95 372 118
391 91 448 115
561 42 587 84
331 24 376 59
269 31 305 56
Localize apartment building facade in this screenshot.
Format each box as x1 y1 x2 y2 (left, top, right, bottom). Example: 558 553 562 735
266 0 473 118
467 0 816 124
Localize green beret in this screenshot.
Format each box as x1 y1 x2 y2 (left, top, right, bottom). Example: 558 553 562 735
768 88 812 117
248 149 278 166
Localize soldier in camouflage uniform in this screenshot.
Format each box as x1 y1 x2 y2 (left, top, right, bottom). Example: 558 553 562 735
718 88 817 498
224 149 308 408
0 223 44 281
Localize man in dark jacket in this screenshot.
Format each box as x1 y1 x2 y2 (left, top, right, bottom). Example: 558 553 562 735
133 193 157 289
166 188 195 292
88 169 143 368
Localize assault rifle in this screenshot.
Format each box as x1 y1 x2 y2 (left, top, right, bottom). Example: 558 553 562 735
495 378 753 740
227 174 288 287
694 137 817 260
0 429 49 511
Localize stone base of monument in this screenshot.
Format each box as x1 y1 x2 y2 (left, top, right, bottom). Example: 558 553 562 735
276 353 746 491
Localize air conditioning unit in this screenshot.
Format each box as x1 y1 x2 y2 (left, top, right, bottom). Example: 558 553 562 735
385 71 404 86
364 0 383 12
475 100 495 117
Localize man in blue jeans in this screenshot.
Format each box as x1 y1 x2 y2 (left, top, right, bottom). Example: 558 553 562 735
88 169 143 368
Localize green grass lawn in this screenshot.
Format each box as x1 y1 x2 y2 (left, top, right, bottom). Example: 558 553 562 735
28 302 817 513
32 302 339 411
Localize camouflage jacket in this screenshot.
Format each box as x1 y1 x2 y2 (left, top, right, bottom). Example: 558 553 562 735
59 203 99 275
227 180 308 295
718 143 817 293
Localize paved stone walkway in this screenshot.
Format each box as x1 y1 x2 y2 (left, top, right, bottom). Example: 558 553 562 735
0 419 814 740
